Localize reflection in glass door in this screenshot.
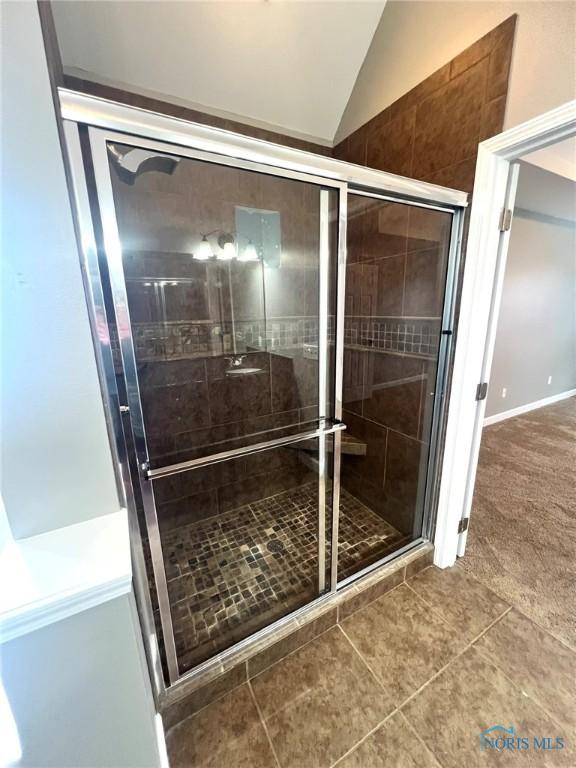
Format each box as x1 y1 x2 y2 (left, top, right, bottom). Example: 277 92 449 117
340 194 454 581
150 436 334 674
79 122 463 687
94 136 340 679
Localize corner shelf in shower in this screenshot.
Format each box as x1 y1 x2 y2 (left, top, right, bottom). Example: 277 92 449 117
292 432 367 456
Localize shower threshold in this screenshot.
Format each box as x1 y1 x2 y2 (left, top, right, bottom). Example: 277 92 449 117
156 483 410 674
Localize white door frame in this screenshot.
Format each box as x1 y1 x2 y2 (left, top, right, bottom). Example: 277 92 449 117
434 99 576 569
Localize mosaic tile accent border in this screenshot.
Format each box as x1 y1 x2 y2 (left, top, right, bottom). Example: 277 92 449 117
128 316 335 362
344 316 440 357
117 314 438 364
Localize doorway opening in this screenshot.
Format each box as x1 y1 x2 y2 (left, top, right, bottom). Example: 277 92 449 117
437 100 576 646
461 144 576 645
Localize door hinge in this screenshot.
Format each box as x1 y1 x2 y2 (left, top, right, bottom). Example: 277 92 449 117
476 382 488 401
499 208 512 232
458 518 469 535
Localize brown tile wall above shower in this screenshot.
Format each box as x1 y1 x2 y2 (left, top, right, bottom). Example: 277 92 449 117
206 355 272 426
404 246 446 317
366 108 416 177
138 352 322 463
340 192 450 537
270 353 318 413
64 75 332 156
362 353 425 439
108 148 340 472
383 430 426 533
345 199 452 322
406 206 453 253
341 347 435 535
333 15 517 193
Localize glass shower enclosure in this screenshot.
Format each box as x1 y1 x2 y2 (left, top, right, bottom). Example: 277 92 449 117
62 93 466 690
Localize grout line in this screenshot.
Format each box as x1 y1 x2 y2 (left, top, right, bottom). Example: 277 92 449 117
248 620 337 681
167 550 429 720
513 608 576 654
329 707 399 768
381 427 389 491
248 680 282 768
403 575 511 638
400 218 408 317
402 580 473 634
398 711 446 768
347 410 426 444
254 682 311 725
337 623 388 694
340 579 406 623
404 563 434 584
359 338 367 418
417 368 429 442
165 670 247 733
471 639 572 736
456 561 576 654
408 106 417 179
170 532 422 687
397 607 513 712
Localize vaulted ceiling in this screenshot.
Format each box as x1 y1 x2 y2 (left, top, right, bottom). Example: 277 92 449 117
52 0 386 145
524 138 576 184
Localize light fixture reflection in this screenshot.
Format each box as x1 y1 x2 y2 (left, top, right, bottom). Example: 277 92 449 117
218 241 236 260
238 240 259 262
192 232 261 262
217 233 237 261
194 236 212 261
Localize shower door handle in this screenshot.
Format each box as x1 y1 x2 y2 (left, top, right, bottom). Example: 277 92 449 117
144 421 346 481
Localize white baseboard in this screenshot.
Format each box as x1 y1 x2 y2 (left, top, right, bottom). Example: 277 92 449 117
484 388 576 426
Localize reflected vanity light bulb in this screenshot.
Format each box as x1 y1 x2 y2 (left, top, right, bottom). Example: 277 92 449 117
218 241 236 261
194 236 212 261
238 241 259 262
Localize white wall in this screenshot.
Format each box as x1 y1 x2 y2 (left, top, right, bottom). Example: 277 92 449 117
2 595 161 768
336 1 576 143
1 9 160 765
52 0 385 144
0 1 120 538
486 163 576 417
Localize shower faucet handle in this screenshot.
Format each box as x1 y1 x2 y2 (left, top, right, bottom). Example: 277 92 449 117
225 355 246 367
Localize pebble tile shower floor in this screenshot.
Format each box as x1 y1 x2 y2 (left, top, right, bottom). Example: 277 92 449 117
160 483 408 673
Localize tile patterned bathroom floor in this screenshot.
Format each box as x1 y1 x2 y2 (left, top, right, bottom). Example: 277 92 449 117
167 565 576 768
161 483 409 673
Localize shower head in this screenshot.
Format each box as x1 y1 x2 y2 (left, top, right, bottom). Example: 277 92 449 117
108 146 180 184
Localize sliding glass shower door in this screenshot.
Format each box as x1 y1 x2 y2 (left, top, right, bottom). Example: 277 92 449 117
339 194 455 581
92 133 341 679
74 119 463 687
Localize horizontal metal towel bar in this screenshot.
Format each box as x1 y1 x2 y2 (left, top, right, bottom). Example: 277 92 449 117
144 421 347 480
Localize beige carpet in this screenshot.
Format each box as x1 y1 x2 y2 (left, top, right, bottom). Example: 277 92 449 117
459 396 576 648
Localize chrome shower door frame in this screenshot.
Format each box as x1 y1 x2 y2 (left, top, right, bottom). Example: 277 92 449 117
59 88 467 697
332 187 465 589
83 125 347 685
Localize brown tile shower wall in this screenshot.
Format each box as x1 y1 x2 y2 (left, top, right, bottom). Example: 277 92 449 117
152 445 315 534
63 74 332 156
333 15 517 193
334 17 516 535
341 198 451 535
138 353 322 533
109 148 331 531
